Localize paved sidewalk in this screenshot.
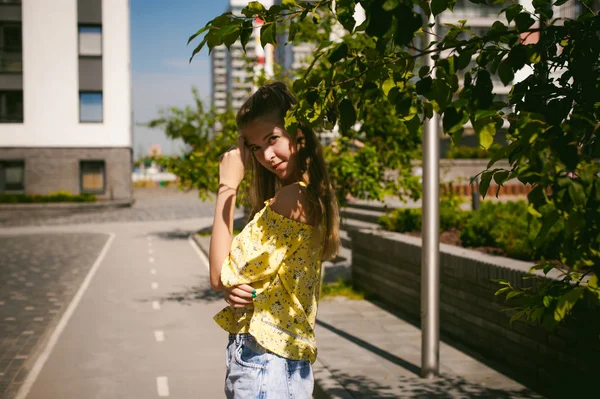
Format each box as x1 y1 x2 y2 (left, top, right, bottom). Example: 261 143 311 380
194 236 544 399
313 298 544 399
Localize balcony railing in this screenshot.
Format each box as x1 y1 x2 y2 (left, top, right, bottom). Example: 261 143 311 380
0 48 22 73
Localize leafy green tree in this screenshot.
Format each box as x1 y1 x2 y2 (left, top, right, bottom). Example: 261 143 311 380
189 0 600 327
144 87 250 203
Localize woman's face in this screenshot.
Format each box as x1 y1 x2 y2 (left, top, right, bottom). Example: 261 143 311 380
241 118 299 185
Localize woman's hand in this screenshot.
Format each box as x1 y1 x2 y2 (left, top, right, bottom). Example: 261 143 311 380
219 136 248 190
224 284 255 309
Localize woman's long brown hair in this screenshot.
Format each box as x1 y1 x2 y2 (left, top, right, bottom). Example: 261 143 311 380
236 82 340 260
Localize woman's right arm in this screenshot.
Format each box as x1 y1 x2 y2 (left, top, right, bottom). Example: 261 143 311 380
209 137 247 291
209 184 237 291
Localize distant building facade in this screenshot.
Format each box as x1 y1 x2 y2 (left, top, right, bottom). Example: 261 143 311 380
0 0 132 201
211 0 275 114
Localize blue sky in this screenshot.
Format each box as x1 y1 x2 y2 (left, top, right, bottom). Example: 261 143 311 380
131 0 230 158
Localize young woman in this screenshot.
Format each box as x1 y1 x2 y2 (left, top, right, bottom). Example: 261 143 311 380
208 82 340 398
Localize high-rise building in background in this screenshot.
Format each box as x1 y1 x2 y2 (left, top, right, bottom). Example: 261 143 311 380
0 0 133 201
211 0 274 114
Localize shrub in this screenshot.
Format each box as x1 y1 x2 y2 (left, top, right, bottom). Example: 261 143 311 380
379 199 564 262
379 206 470 233
445 144 502 159
458 201 551 261
0 191 97 204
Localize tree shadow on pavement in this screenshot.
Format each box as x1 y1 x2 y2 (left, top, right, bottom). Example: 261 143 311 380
325 370 544 399
138 277 223 305
317 319 421 375
317 314 544 399
151 229 199 240
162 277 223 304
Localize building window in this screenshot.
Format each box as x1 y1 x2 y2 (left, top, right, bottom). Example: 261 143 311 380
0 160 24 192
0 90 23 123
78 25 102 56
80 160 105 194
79 92 102 122
0 22 22 73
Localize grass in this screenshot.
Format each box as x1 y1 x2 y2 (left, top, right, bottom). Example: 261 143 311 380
320 278 364 300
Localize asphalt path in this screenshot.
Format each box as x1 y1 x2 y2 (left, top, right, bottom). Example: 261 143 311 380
0 189 238 398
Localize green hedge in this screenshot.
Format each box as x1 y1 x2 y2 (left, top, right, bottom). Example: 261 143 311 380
379 200 563 262
445 144 502 159
0 191 97 204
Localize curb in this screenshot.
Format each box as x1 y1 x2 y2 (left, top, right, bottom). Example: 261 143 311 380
189 233 348 399
0 199 134 211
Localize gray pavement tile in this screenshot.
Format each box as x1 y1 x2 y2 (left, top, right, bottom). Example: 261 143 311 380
0 232 109 398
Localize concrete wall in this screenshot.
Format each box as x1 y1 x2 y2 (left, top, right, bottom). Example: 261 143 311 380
350 229 599 396
0 147 132 200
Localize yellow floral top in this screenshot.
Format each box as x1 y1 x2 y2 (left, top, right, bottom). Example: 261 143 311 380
213 196 324 363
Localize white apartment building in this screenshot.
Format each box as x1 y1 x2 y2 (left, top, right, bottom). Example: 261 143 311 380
211 0 275 114
0 0 132 201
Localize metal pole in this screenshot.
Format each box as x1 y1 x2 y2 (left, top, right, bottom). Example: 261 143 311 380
421 4 440 379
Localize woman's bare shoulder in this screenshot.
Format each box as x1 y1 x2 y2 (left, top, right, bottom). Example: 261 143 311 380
269 183 312 225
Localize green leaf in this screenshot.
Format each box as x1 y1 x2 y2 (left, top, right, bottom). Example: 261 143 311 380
393 5 422 46
498 60 514 86
554 287 584 322
515 13 535 33
288 22 298 43
240 21 253 51
506 290 524 301
475 120 496 150
382 78 395 96
339 99 357 133
493 170 510 186
416 77 433 95
187 25 210 45
536 210 559 244
479 170 494 198
383 0 400 11
568 181 586 206
495 286 511 296
509 309 526 324
220 25 240 49
431 0 449 17
543 295 553 308
246 1 266 15
502 4 523 23
260 23 276 48
554 0 569 5
366 1 392 38
328 42 349 63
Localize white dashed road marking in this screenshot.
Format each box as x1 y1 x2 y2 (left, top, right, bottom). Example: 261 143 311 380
152 301 161 310
149 257 155 263
151 282 158 290
154 330 165 342
150 269 157 275
157 376 169 397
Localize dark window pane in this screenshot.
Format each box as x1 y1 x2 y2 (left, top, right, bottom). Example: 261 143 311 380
0 91 23 123
0 160 25 192
4 25 22 51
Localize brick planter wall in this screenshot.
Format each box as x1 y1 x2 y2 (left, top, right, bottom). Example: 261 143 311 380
350 229 599 397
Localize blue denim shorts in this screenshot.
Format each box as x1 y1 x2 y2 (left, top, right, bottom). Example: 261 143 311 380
224 333 314 399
